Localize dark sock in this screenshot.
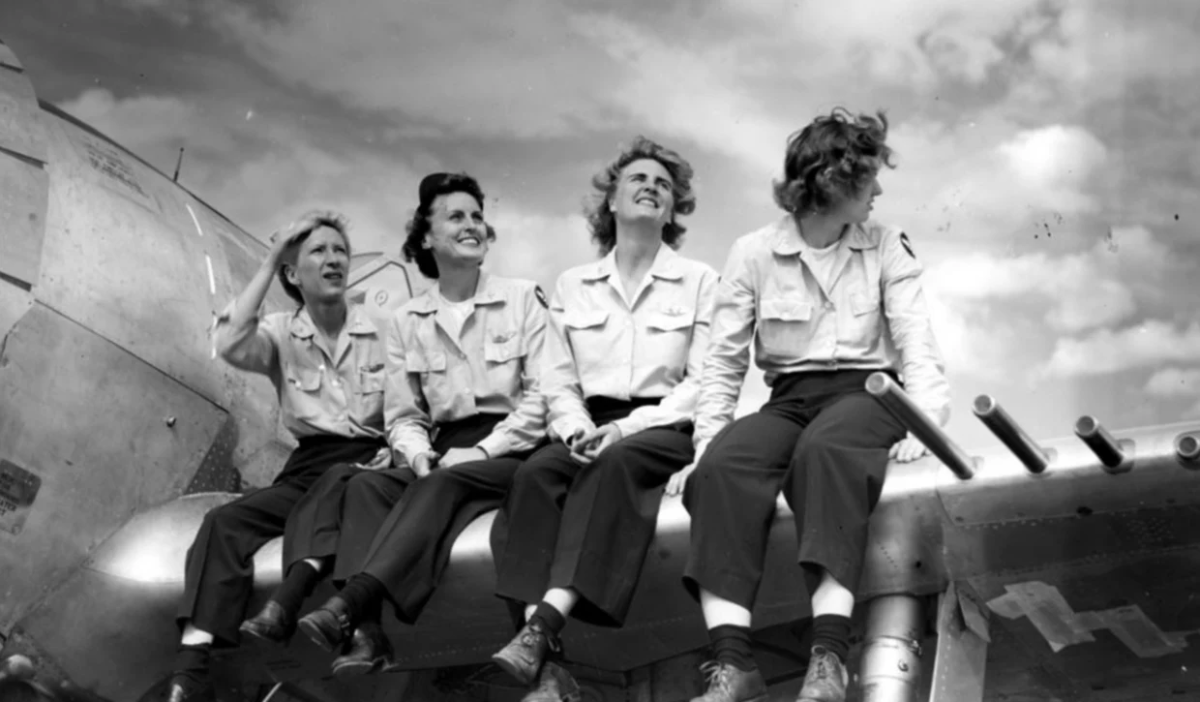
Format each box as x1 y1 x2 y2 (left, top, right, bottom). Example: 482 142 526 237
172 645 210 677
529 601 566 637
506 600 527 634
709 624 756 672
339 574 387 626
274 561 322 616
811 614 852 664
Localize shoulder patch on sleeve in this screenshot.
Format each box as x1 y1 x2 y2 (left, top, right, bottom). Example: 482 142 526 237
534 285 548 309
899 232 916 259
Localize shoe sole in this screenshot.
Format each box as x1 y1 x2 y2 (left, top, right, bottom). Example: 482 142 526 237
238 622 288 646
490 653 536 686
331 658 385 678
297 617 339 653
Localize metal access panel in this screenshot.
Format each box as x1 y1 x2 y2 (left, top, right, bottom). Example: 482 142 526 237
0 303 228 630
0 61 47 163
0 150 49 285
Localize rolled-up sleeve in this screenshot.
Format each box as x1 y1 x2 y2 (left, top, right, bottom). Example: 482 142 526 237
477 285 549 457
693 239 757 450
213 300 279 375
541 277 596 442
383 312 435 464
613 266 718 438
881 229 951 427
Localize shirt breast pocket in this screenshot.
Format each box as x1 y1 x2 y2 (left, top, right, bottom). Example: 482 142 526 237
757 297 815 357
284 366 325 423
564 310 610 373
484 333 526 393
645 311 694 363
847 292 883 346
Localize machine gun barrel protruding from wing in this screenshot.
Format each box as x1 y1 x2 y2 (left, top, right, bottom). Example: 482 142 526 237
1075 415 1129 473
865 372 976 480
973 394 1050 474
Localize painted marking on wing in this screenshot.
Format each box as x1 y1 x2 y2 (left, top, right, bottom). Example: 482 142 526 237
987 580 1198 658
185 203 204 237
205 254 216 295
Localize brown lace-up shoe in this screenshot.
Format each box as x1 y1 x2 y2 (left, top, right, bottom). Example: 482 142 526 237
519 661 582 702
491 620 559 686
166 671 215 702
795 646 848 702
689 661 767 702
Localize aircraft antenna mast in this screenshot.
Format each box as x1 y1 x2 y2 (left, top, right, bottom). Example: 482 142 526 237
172 146 185 182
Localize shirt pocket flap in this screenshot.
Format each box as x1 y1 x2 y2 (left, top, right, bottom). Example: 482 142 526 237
405 350 447 372
360 369 386 394
851 294 881 316
287 367 323 392
484 338 525 363
563 310 609 330
646 311 695 331
760 298 813 322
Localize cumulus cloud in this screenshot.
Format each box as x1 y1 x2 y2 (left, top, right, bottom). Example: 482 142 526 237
1043 321 1200 377
1145 368 1200 398
925 225 1169 334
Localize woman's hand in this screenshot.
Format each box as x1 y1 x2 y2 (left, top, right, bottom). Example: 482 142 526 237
353 447 392 471
569 424 623 465
665 441 706 497
412 451 440 478
889 433 928 463
266 210 348 265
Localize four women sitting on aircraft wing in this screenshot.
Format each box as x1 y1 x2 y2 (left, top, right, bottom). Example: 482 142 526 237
170 211 388 702
293 173 550 676
675 108 949 702
487 137 718 700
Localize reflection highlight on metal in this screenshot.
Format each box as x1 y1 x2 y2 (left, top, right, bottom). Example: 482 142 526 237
973 395 1050 474
1075 415 1128 472
866 372 976 480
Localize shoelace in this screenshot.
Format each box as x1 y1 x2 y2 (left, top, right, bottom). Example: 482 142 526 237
699 661 732 691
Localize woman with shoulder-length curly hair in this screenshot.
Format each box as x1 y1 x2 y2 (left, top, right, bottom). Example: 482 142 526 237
673 108 949 702
487 136 718 701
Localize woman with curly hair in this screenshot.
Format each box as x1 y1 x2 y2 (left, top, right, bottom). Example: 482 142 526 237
272 173 548 677
675 109 949 702
488 136 718 701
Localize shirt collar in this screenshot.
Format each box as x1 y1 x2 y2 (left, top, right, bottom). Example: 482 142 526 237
408 271 502 314
581 244 685 282
288 302 376 339
770 216 879 256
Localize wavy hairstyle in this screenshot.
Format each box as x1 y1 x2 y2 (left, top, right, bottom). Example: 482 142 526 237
772 108 894 215
585 136 696 256
401 172 493 280
277 214 350 306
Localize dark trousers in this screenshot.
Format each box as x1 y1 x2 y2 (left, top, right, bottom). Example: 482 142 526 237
491 397 693 627
177 436 382 645
359 452 531 624
682 370 906 609
326 414 504 581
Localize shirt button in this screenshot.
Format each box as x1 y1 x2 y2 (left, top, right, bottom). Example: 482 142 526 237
824 302 834 311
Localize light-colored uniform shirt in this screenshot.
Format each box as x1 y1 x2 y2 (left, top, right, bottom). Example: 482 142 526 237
694 216 950 450
384 273 547 466
543 245 718 442
214 302 387 441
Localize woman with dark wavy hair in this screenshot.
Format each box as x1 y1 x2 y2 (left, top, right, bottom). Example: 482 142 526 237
675 109 949 702
487 136 717 701
294 172 550 678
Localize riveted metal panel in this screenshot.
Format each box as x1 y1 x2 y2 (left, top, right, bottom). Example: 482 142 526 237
0 152 49 285
0 61 46 164
0 304 226 629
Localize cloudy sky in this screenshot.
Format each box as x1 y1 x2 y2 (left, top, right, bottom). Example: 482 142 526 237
3 0 1198 450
